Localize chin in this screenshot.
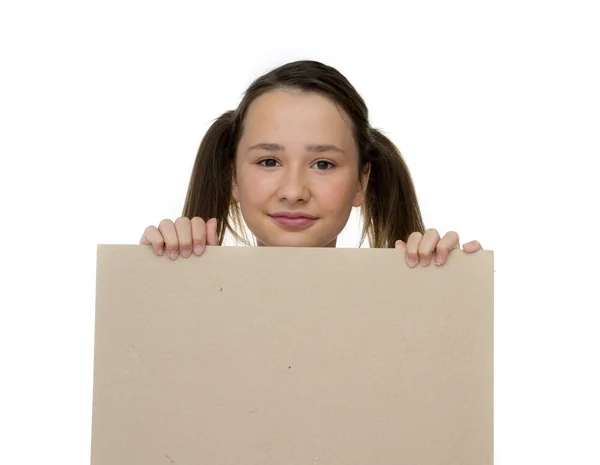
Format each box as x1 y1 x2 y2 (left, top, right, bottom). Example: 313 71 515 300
259 233 337 248
260 238 315 247
249 219 341 248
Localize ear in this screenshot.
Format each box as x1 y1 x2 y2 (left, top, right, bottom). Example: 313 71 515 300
352 162 371 207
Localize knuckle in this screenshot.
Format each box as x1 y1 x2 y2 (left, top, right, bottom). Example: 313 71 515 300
435 244 449 254
191 216 206 226
174 216 189 226
191 218 207 242
152 236 166 247
164 240 178 251
158 218 173 229
407 231 422 244
427 228 440 238
406 248 418 258
141 226 160 245
179 242 192 251
419 241 434 254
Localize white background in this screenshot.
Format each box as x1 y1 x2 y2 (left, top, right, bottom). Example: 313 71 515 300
1 0 599 463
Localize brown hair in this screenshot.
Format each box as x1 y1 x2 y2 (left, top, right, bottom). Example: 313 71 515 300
182 60 425 248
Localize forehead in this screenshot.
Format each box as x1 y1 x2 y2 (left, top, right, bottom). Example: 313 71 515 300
240 89 355 147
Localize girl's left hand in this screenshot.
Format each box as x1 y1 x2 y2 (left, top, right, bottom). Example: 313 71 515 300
395 229 482 268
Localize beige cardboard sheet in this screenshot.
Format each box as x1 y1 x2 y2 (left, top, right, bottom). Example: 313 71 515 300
91 245 494 465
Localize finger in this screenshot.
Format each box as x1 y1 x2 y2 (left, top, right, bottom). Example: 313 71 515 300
434 231 460 265
405 232 422 268
206 218 219 246
191 217 207 255
462 240 483 253
175 217 193 258
417 228 441 267
140 225 165 256
158 219 179 260
394 240 406 248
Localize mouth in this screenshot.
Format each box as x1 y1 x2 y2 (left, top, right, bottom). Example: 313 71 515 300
269 212 318 229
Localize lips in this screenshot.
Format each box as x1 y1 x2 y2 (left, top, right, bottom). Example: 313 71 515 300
270 212 317 228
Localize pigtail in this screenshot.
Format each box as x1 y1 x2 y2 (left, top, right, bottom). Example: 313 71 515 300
182 110 249 246
361 129 426 248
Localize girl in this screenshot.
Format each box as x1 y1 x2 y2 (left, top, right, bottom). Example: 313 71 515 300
140 60 482 267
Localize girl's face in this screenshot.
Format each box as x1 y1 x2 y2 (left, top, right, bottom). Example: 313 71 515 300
233 89 369 247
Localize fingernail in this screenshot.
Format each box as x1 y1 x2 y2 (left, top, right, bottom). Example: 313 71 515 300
181 248 191 257
194 245 204 255
435 254 443 265
408 257 417 267
168 250 177 259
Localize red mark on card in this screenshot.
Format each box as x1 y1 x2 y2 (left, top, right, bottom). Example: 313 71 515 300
220 287 223 292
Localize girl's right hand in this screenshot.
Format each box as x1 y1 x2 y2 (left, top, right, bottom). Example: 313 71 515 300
140 217 219 259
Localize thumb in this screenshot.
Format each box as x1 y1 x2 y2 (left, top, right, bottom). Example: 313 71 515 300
395 240 406 248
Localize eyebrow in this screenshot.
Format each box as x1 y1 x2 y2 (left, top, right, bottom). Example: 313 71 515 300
248 143 345 154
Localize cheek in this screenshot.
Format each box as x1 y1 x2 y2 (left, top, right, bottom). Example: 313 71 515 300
318 178 357 211
237 171 272 205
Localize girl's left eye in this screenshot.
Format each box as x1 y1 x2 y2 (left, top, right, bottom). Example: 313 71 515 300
313 160 335 170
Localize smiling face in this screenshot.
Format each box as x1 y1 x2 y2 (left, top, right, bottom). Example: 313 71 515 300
232 89 370 247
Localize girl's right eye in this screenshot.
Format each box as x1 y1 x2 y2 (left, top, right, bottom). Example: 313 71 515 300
258 158 280 168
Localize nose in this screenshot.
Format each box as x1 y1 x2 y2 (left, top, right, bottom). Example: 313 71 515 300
277 166 310 203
